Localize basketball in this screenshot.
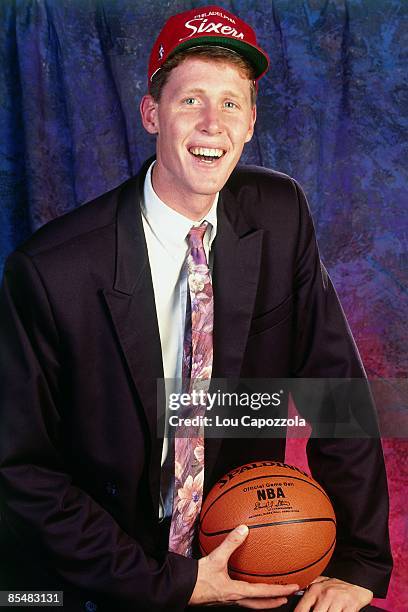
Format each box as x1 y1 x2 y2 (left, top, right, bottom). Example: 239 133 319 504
199 461 336 589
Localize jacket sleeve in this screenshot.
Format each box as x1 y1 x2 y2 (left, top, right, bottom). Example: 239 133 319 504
0 250 197 611
289 180 393 597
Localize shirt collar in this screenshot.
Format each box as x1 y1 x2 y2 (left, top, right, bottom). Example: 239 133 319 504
142 161 218 255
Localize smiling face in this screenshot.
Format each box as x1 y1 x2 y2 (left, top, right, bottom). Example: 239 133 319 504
140 57 256 219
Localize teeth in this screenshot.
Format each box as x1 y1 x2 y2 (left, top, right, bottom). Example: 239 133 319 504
189 147 224 158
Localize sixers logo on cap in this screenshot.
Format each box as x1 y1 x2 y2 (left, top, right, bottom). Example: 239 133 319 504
148 5 269 84
178 15 245 42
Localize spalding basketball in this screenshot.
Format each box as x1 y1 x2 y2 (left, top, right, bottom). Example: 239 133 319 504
199 462 336 589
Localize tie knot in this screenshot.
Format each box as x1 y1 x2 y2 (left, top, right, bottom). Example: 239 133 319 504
187 222 208 249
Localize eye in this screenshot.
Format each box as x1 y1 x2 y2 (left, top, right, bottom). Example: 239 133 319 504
183 97 198 105
224 101 238 109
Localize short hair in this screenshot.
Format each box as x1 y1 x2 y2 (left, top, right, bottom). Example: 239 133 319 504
149 46 257 107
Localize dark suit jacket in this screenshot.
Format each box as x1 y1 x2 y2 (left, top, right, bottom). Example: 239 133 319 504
0 159 392 611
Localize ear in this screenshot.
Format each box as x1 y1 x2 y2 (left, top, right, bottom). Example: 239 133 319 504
140 95 159 134
244 105 257 143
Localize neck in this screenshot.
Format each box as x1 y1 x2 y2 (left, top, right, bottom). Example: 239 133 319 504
151 164 216 221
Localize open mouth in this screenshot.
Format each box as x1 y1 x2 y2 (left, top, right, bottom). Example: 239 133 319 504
188 146 226 163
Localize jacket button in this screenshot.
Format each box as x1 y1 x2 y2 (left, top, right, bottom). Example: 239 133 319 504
105 482 118 496
85 602 97 612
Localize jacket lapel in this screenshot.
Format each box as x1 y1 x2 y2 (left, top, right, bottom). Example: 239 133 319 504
102 159 164 513
205 185 264 491
212 187 264 379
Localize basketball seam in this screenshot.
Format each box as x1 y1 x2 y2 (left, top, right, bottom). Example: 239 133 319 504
200 517 336 537
228 536 337 577
199 535 337 577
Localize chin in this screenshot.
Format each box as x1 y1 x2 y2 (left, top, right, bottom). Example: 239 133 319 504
194 187 223 197
192 176 226 193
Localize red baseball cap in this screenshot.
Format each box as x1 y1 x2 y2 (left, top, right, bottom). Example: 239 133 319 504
148 5 269 85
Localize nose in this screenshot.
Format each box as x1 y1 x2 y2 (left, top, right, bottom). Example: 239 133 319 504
197 103 224 136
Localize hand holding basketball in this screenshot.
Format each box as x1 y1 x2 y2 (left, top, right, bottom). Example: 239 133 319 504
293 576 373 612
189 524 300 608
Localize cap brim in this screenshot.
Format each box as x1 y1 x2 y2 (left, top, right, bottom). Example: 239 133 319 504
170 36 269 79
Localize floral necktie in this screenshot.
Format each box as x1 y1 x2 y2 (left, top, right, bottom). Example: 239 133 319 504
168 222 213 556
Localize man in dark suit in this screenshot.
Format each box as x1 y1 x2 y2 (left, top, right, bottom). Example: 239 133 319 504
0 5 392 612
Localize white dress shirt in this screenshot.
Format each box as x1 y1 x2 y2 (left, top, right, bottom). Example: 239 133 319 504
141 161 218 519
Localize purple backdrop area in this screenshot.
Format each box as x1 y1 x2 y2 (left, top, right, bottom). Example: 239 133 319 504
0 1 406 609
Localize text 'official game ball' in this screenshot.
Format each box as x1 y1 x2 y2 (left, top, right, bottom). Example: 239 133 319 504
199 462 336 589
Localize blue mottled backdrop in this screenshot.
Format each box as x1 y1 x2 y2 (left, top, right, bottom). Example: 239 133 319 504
0 1 406 609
